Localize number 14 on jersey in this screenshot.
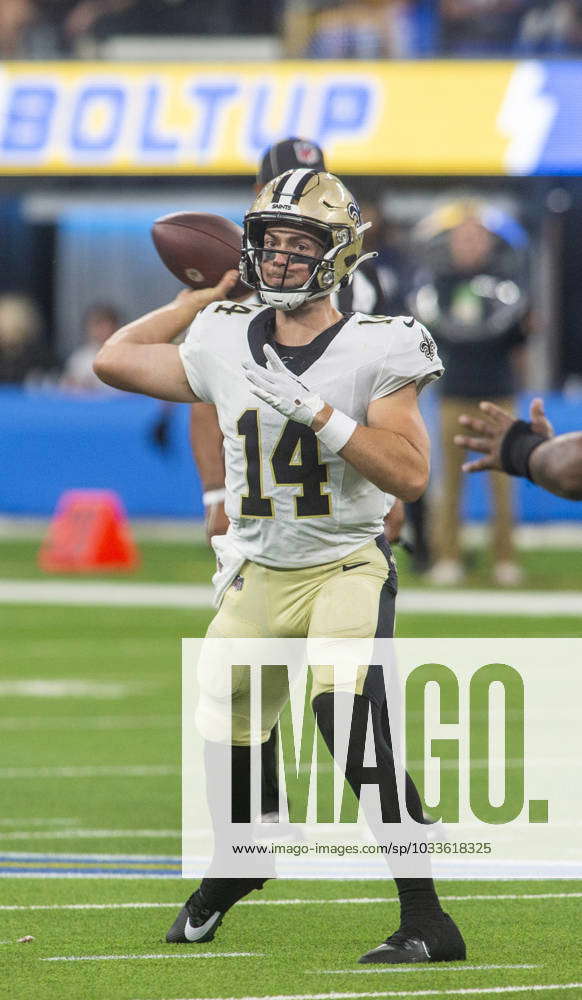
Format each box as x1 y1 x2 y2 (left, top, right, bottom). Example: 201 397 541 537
237 409 331 519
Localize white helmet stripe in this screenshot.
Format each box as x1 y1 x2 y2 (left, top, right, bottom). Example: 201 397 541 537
276 168 316 200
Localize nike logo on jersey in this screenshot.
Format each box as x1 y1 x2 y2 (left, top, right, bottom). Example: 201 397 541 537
342 561 370 572
403 317 415 328
184 912 221 941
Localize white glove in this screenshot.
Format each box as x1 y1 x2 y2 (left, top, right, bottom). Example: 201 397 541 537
242 343 324 426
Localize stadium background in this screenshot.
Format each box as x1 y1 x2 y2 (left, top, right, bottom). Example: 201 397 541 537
1 4 582 999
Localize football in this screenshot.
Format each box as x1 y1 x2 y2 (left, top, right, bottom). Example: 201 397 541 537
151 212 248 298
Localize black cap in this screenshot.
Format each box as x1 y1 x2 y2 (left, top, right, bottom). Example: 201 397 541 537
257 137 326 186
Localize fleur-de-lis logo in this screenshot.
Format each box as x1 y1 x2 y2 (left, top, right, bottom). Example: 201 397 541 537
419 326 436 362
347 201 361 224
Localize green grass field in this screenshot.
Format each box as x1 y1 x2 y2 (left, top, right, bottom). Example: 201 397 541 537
1 538 581 1000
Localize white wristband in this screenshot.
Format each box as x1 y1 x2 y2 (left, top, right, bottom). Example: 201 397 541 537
315 409 357 454
202 488 226 507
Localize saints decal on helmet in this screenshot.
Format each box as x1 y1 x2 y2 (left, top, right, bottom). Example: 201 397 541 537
239 169 375 312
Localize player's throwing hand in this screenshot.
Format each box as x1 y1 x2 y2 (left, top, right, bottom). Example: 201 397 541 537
454 397 554 473
172 270 240 314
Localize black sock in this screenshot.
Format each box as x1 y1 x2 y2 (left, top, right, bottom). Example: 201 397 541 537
223 737 279 821
198 875 267 911
230 744 252 823
261 726 280 816
313 691 443 928
201 741 274 891
395 879 443 927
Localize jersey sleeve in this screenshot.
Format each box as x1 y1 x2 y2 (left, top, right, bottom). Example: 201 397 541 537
371 317 443 400
178 308 214 403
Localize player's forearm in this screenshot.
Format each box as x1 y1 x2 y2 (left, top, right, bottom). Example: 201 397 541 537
94 301 200 392
340 425 428 501
105 300 199 349
95 277 239 400
311 400 429 501
528 434 582 500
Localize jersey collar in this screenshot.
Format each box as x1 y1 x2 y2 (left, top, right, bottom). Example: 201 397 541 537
247 308 352 377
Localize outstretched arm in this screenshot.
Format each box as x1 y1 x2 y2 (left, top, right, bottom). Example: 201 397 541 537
94 271 239 401
528 435 582 500
454 397 582 501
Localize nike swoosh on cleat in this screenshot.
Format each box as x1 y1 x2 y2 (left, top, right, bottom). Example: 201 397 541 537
184 912 220 942
342 561 370 572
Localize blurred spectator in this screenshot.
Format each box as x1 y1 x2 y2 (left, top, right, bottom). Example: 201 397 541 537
304 0 428 58
0 0 37 57
306 0 391 58
516 0 582 55
440 0 526 55
0 0 130 57
61 303 121 392
0 294 50 384
33 0 134 53
33 0 272 51
410 203 529 587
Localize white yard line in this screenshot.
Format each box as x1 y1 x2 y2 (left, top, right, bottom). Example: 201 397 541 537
2 579 582 616
314 966 538 976
397 591 582 616
131 986 582 1000
0 714 175 730
0 679 137 698
241 893 582 905
0 902 185 910
42 951 263 962
0 829 180 840
2 892 582 911
0 764 179 779
0 580 214 608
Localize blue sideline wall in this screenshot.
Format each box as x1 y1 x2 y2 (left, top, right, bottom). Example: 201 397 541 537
1 389 581 522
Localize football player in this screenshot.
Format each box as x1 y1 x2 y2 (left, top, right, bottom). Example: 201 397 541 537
191 138 403 825
94 169 466 965
192 137 402 545
455 396 582 500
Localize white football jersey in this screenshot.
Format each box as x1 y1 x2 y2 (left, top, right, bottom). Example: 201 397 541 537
179 302 442 569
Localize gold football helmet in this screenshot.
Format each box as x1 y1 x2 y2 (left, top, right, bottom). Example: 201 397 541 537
240 169 374 311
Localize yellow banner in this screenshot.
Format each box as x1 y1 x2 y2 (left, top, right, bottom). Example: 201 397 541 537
0 61 528 175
